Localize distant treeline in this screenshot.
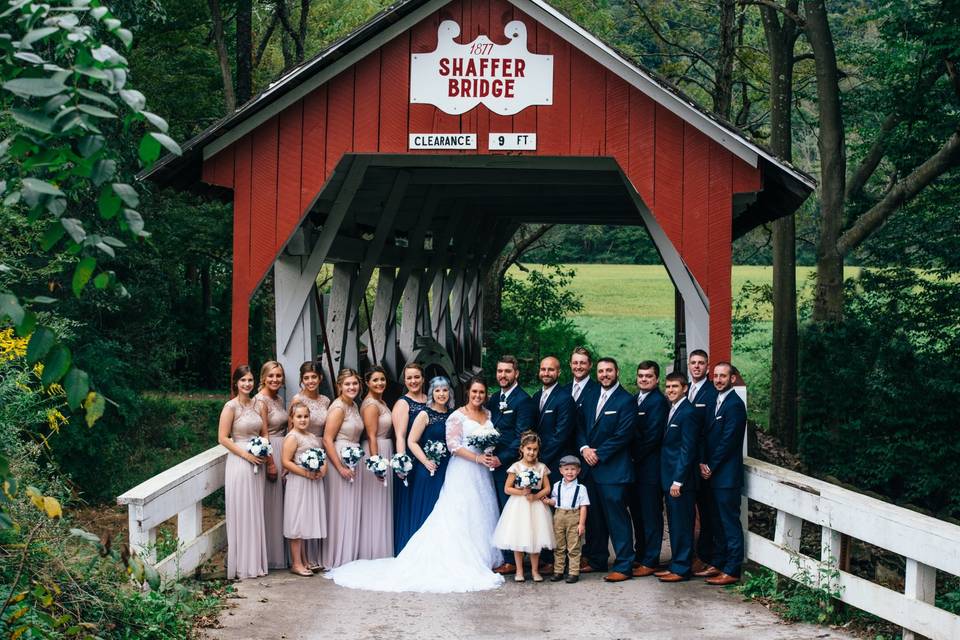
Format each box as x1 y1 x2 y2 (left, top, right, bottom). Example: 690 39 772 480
523 224 818 266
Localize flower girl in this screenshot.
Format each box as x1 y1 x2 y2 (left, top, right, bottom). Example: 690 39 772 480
492 431 555 582
282 401 328 576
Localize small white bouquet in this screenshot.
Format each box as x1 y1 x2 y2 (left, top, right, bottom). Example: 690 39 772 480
466 426 501 471
515 468 542 490
298 447 326 473
423 440 448 476
391 453 414 487
339 445 363 483
246 436 273 474
365 454 389 487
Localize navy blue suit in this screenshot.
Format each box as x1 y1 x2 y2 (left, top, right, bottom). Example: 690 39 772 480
576 383 635 574
562 378 599 411
703 390 747 577
689 379 720 567
487 385 536 564
531 385 577 475
660 398 698 577
629 388 669 568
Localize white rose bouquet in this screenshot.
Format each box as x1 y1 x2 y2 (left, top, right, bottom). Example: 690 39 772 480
246 436 273 474
423 440 448 476
466 426 501 471
515 468 542 490
339 445 363 483
365 454 389 487
391 452 414 487
298 447 326 473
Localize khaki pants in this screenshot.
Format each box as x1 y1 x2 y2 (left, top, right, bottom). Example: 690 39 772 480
553 509 582 575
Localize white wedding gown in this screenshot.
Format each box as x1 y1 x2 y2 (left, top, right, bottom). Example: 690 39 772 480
326 410 505 593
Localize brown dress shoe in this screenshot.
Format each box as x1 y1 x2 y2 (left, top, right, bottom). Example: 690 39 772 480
653 569 672 577
539 563 554 575
658 572 688 582
693 565 721 578
603 571 631 582
632 565 658 577
494 563 517 575
579 561 595 574
705 573 740 586
691 558 708 574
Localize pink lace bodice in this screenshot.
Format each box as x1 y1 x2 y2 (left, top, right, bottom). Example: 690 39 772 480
256 391 287 436
361 397 392 439
329 398 363 444
292 392 330 438
226 397 264 443
285 429 323 459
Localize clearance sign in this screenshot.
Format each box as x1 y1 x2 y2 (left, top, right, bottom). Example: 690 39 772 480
410 20 553 116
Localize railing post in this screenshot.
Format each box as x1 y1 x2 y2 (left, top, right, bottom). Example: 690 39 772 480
774 510 802 551
903 559 936 640
127 505 156 563
821 526 842 565
177 501 203 546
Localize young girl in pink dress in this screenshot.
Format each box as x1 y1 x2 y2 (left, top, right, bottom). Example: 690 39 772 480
492 431 555 582
282 401 328 576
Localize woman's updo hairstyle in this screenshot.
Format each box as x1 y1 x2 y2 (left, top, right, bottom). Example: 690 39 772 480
299 360 323 384
364 365 387 385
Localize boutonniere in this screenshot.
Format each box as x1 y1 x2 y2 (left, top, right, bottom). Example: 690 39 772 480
498 400 508 411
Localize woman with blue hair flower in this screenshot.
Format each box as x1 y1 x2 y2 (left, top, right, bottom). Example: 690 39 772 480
405 375 454 536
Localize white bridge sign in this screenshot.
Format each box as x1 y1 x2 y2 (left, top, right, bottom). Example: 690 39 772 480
410 20 553 115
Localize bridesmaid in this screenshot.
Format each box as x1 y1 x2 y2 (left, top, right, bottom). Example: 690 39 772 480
282 401 327 576
358 366 394 559
321 368 365 569
217 365 269 580
391 362 428 554
405 376 453 537
256 360 288 570
290 361 331 570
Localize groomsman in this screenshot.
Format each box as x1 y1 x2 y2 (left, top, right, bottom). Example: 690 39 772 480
657 372 699 582
629 361 669 577
488 355 536 575
577 357 636 582
698 362 747 586
687 349 719 572
532 356 577 476
563 346 600 409
531 355 577 570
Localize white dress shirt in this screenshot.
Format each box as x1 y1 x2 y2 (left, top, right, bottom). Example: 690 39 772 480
551 478 590 510
570 377 588 401
539 383 557 411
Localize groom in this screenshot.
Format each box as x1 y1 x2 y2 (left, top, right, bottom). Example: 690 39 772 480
487 355 536 574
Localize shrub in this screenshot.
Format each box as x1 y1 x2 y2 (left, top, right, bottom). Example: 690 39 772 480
798 268 960 519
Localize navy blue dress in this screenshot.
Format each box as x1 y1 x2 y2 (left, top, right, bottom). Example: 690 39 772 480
406 407 451 540
393 395 428 555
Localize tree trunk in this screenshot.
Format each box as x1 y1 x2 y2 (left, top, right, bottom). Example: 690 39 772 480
713 0 737 120
759 2 800 450
235 0 253 104
207 0 236 113
804 0 846 322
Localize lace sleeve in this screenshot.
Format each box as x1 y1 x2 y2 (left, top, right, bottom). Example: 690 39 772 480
445 411 466 453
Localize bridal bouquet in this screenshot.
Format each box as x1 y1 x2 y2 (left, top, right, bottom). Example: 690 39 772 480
246 436 273 474
466 426 500 471
298 447 326 472
391 452 414 487
365 454 389 487
515 468 542 490
340 445 363 483
423 440 448 476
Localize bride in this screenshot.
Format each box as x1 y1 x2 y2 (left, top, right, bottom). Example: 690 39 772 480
326 376 505 592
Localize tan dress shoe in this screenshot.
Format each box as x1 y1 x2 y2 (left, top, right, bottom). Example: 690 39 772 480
632 565 658 577
705 573 739 586
693 565 721 578
603 571 631 582
494 563 517 575
653 569 672 577
579 561 595 574
657 572 688 582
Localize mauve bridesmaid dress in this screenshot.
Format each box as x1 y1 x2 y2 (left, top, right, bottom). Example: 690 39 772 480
224 397 268 579
358 397 394 559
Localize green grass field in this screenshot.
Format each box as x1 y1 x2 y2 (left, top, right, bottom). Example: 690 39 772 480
511 264 861 424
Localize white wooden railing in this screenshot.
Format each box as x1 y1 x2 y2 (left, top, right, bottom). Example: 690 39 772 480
744 458 960 640
118 448 960 638
117 446 229 583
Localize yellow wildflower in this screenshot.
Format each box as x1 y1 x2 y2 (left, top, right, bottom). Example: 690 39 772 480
0 328 27 362
46 408 69 433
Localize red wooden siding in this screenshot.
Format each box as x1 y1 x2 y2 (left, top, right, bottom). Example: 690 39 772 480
212 1 761 367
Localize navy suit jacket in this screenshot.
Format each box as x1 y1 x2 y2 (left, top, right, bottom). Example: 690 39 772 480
576 383 635 485
704 391 747 489
562 378 600 411
531 386 577 471
487 385 536 467
659 398 699 492
632 388 669 486
690 379 718 463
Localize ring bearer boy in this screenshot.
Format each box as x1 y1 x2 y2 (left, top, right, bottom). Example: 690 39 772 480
544 455 590 583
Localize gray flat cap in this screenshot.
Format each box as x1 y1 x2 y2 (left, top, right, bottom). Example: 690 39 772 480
558 455 581 467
